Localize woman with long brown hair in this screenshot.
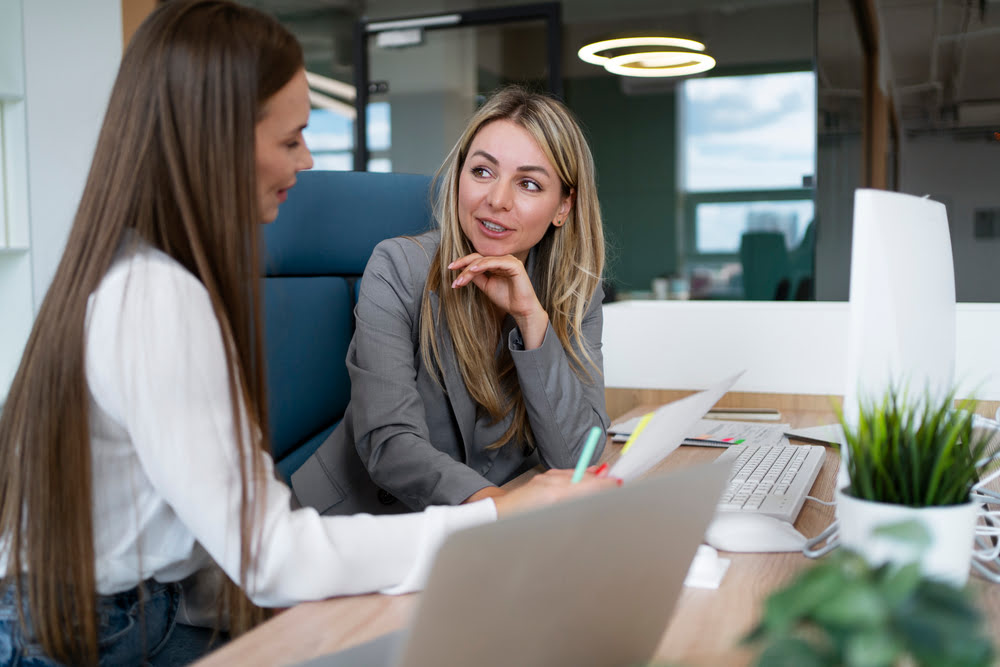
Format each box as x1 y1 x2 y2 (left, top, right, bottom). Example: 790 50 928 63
292 87 610 516
0 4 616 665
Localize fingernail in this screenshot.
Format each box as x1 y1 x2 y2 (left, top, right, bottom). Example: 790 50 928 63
594 463 609 477
447 261 455 269
616 478 624 487
451 279 459 288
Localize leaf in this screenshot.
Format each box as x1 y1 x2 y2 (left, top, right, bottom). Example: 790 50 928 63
754 636 830 667
876 561 922 606
843 631 900 667
812 582 888 629
871 519 931 549
894 582 990 664
758 564 844 633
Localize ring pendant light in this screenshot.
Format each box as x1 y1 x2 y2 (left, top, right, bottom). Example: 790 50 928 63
577 36 716 78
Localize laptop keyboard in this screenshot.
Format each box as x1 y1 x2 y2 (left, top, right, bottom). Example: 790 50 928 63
714 443 826 524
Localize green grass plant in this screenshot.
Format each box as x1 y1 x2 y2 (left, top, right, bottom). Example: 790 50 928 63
835 386 990 507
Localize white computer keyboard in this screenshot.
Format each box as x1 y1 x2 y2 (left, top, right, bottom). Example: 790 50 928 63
713 442 826 524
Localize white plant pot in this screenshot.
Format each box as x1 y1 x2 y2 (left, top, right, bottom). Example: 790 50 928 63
836 488 978 586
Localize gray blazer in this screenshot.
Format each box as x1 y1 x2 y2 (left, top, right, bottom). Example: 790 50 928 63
291 230 609 515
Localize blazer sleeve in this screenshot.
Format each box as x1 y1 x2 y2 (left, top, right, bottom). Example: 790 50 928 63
508 282 610 470
348 239 497 509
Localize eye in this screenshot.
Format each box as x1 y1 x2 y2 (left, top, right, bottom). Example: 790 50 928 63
470 166 492 178
519 179 541 192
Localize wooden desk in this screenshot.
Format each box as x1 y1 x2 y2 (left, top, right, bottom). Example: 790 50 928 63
194 403 1000 667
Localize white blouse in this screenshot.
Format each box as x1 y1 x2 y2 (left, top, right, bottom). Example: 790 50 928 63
79 242 495 605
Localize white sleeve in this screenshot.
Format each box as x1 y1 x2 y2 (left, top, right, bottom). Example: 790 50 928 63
86 255 496 606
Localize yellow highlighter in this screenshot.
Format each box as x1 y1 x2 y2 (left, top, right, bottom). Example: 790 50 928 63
620 412 653 456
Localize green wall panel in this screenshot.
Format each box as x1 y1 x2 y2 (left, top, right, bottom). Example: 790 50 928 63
565 77 677 294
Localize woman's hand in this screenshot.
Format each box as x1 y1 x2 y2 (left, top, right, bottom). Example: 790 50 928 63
448 253 549 349
491 468 621 519
462 486 508 504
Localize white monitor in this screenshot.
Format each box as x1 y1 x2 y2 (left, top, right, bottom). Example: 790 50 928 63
839 189 956 488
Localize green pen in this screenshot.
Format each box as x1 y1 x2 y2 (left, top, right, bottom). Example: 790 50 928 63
571 426 604 483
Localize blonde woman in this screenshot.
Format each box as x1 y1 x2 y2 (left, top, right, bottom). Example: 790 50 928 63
292 87 609 515
0 8 616 666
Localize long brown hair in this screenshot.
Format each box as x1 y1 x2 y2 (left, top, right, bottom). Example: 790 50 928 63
0 1 302 663
419 87 605 450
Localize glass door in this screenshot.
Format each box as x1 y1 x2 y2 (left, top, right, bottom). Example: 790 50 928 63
354 3 561 174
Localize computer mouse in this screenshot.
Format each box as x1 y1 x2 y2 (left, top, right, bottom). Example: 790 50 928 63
704 512 807 553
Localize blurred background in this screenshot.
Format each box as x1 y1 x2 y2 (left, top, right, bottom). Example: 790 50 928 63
152 0 1000 301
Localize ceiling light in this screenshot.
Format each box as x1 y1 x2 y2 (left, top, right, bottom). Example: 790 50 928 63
577 36 716 78
604 52 716 78
308 90 356 120
305 71 356 102
305 71 356 119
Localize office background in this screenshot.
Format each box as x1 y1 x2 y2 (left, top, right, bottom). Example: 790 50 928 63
1 0 999 402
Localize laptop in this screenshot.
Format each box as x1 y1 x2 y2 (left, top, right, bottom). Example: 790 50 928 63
296 461 729 667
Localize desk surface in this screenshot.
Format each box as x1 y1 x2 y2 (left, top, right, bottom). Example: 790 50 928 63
194 405 1000 667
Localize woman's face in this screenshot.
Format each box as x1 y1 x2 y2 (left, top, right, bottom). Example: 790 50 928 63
457 119 573 263
255 69 314 223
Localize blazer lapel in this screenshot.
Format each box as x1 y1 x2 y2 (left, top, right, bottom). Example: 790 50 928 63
428 290 500 469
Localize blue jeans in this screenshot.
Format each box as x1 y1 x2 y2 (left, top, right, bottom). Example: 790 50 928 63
0 579 220 666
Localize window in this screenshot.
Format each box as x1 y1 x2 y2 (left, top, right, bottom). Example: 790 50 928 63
304 102 391 172
679 70 816 295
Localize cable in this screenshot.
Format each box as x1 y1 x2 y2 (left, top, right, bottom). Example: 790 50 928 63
805 495 837 506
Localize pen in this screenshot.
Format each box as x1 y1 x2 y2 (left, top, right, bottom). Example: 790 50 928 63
571 426 604 483
620 413 653 456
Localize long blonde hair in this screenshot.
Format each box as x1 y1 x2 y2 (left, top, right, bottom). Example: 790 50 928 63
419 87 605 450
0 1 301 663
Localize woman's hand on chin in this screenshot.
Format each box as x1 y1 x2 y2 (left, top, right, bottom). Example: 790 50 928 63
448 253 549 349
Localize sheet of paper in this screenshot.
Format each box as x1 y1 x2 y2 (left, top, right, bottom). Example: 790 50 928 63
783 423 845 447
683 419 791 448
683 544 731 589
608 415 643 442
609 371 744 482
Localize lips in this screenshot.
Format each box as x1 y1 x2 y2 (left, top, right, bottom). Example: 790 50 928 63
478 218 513 238
481 219 507 232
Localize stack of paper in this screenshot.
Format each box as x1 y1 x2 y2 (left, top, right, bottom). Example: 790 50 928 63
683 419 790 448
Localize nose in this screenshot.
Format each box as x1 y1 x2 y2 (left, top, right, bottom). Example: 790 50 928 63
486 179 513 211
298 144 314 172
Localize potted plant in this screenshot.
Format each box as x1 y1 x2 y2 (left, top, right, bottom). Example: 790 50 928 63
834 386 991 585
744 529 995 667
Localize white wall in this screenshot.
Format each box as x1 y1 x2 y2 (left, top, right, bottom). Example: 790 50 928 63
900 135 1000 303
23 0 122 306
0 0 121 399
603 300 1000 401
0 0 31 396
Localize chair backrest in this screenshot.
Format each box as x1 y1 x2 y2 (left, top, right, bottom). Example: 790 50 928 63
739 230 790 301
261 170 433 478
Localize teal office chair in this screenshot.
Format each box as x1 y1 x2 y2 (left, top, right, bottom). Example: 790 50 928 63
786 219 816 300
739 231 791 301
260 170 433 480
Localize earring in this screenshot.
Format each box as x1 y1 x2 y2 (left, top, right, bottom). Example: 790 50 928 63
553 217 565 227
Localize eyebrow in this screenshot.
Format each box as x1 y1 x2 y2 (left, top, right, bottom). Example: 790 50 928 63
470 150 551 178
